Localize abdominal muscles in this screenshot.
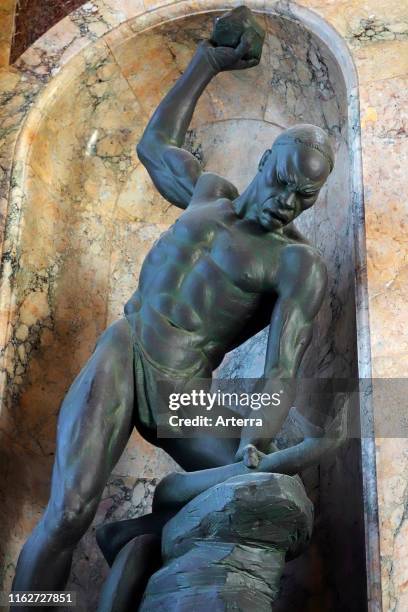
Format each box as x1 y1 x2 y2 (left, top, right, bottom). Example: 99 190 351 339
127 225 260 369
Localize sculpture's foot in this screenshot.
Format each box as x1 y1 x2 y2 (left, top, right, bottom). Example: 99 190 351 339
139 472 313 611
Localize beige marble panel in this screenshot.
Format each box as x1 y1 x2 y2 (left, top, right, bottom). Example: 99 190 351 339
89 0 146 26
1 35 151 445
13 0 144 79
361 77 408 367
28 42 145 191
185 118 281 191
14 17 87 78
376 436 408 612
0 68 43 257
360 72 408 612
107 32 184 117
106 15 218 123
306 0 408 42
0 0 15 68
354 40 408 84
141 0 266 10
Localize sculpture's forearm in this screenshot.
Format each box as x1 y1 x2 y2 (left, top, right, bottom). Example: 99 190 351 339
258 437 336 474
253 278 323 444
256 312 312 441
138 47 216 151
235 308 313 457
153 436 338 511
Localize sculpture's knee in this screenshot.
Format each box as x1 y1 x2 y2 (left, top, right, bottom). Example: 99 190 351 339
44 491 98 548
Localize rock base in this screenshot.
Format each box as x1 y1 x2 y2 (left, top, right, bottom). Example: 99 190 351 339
140 473 314 611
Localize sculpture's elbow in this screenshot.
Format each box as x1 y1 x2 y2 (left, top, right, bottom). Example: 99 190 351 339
136 136 166 173
136 140 150 166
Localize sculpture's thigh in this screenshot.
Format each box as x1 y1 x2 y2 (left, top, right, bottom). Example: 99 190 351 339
47 318 135 536
160 435 239 471
159 400 241 471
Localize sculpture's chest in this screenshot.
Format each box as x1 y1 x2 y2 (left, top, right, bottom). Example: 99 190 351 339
172 203 275 292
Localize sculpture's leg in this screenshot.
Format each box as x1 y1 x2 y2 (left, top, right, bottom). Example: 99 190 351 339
12 319 135 595
160 432 239 472
97 534 161 612
96 510 174 567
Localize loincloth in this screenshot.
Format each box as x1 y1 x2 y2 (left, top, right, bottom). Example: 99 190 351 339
124 310 212 435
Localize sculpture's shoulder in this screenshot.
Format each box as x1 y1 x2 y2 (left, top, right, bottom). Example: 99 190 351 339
189 171 239 206
280 225 324 268
279 239 327 297
282 222 309 245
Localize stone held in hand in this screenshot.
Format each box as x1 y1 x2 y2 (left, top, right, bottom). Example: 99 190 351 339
210 5 265 61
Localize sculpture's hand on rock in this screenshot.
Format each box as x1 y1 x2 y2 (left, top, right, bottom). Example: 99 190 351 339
239 444 266 469
199 30 260 73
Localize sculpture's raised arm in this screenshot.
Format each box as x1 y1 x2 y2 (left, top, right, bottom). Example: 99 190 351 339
137 30 261 209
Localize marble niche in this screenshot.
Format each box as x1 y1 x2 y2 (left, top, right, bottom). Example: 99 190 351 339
0 3 375 611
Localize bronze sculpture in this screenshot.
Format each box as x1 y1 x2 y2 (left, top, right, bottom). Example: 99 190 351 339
13 6 339 606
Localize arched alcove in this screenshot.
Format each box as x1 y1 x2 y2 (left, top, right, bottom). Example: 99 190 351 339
0 2 379 609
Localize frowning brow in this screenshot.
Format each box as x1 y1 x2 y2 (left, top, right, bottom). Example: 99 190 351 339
276 155 296 185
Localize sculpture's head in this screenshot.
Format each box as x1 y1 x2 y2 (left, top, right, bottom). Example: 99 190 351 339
253 124 334 231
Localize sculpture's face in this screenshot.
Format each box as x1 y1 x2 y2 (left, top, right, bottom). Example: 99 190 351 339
255 142 331 231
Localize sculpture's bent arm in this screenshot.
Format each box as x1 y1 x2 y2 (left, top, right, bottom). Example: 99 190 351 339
136 45 217 209
237 247 327 455
153 427 344 512
264 247 328 380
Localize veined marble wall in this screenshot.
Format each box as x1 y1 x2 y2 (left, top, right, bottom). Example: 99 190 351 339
10 0 86 63
0 1 406 611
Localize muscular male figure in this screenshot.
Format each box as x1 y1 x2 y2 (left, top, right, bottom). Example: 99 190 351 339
13 31 333 592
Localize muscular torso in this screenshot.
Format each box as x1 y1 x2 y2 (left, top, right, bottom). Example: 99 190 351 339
125 181 308 375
